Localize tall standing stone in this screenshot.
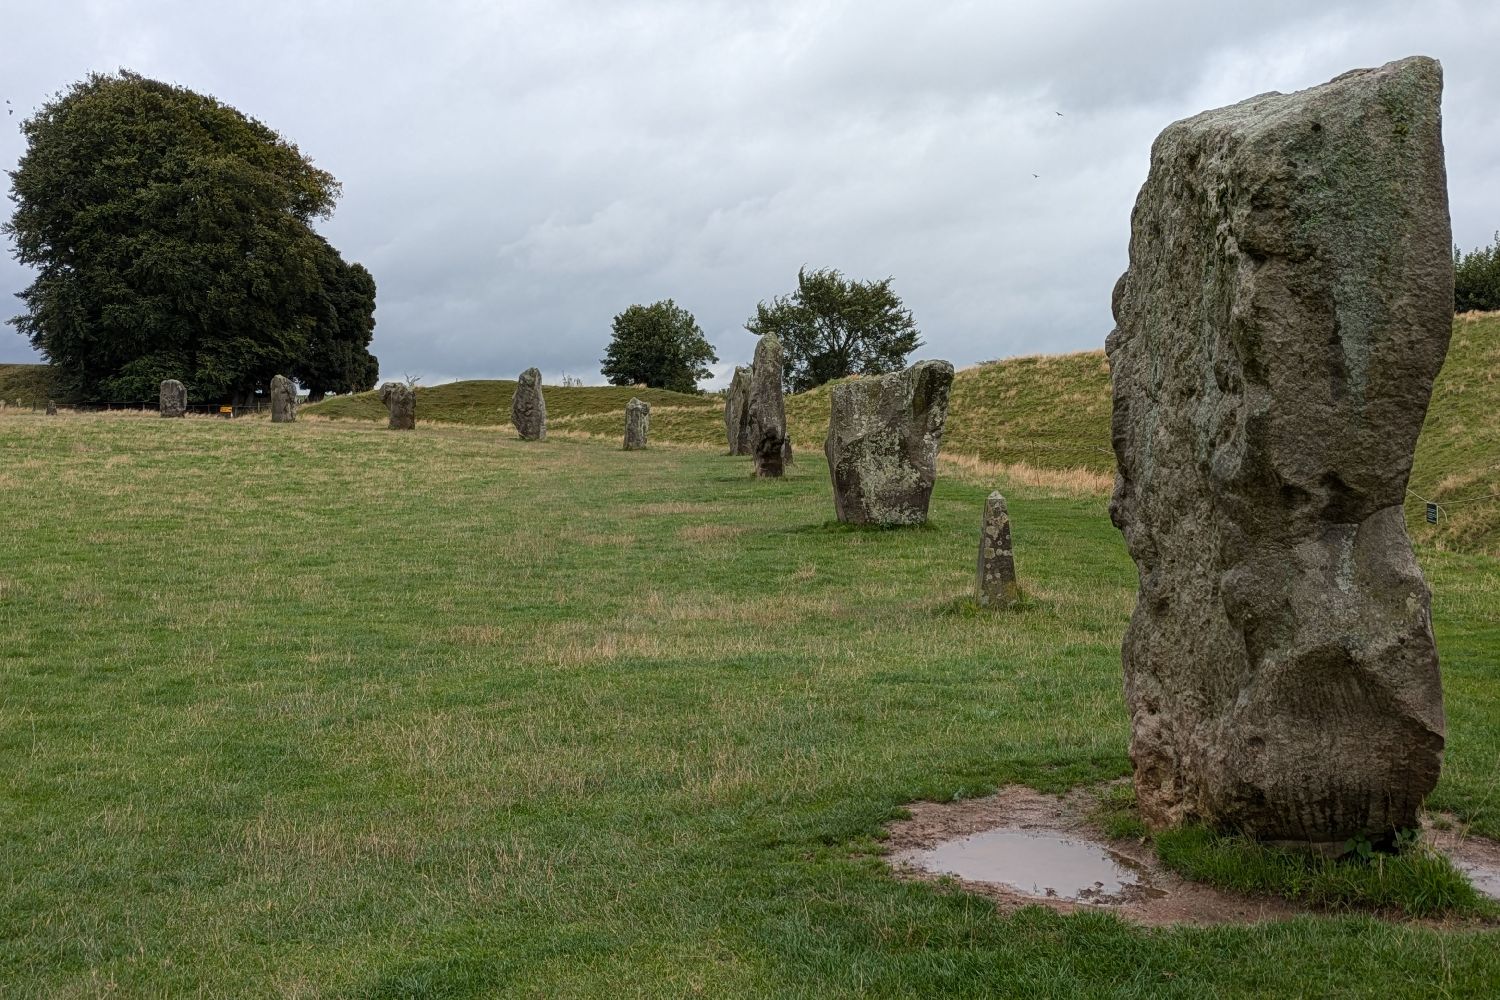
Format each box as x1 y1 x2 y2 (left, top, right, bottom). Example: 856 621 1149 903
512 367 547 441
824 360 953 525
379 381 415 430
159 379 187 418
269 374 297 423
1107 57 1450 845
624 397 650 450
977 492 1019 608
746 335 788 477
45 400 57 416
724 366 753 456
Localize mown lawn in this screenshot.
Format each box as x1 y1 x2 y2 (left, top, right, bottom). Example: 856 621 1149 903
1 413 1497 998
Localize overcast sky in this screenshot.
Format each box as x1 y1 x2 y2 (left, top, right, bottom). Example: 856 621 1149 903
2 0 1497 388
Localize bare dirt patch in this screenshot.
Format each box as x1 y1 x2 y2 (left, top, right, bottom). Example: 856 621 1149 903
886 786 1298 927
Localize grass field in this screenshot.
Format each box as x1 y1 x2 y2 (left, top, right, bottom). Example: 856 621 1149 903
2 412 1498 997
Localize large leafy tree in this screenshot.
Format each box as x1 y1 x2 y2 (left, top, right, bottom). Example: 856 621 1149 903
295 236 379 401
1455 233 1500 313
744 266 922 392
600 299 717 393
4 70 376 403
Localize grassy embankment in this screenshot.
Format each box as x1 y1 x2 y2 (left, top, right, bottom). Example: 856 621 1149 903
306 312 1500 553
2 411 1497 996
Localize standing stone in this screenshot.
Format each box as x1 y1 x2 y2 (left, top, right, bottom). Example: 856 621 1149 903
159 379 187 418
379 381 416 430
746 335 788 477
781 437 794 467
824 360 954 525
1107 57 1450 845
45 400 57 416
624 397 650 450
512 367 547 441
724 366 753 456
269 374 297 423
977 492 1019 608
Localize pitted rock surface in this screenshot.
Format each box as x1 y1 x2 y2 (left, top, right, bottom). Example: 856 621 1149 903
270 374 297 423
977 492 1019 608
724 366 753 456
624 397 650 450
159 379 187 418
512 368 547 441
824 360 953 525
1106 56 1450 844
747 335 787 478
379 382 416 430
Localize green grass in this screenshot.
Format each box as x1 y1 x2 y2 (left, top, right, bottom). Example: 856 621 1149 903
1154 828 1493 920
2 412 1499 996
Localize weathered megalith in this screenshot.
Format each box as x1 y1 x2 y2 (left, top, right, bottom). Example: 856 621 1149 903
824 360 953 525
781 437 793 467
624 397 650 450
977 492 1019 608
45 400 57 416
724 366 753 455
1107 56 1451 845
159 379 187 418
269 374 297 423
747 335 788 477
379 381 416 430
512 367 547 441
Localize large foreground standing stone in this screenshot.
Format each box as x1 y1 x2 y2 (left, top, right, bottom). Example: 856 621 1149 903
624 397 650 450
269 374 297 423
747 335 787 478
724 366 753 456
159 380 187 418
977 492 1019 608
379 382 415 430
1107 56 1450 844
824 360 953 525
512 368 547 441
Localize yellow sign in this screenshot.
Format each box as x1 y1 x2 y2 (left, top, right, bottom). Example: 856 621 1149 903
219 405 233 414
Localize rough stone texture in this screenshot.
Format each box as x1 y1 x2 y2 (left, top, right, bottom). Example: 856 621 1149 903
1106 57 1451 844
45 400 57 416
159 379 187 418
512 368 547 441
724 366 753 456
824 360 954 525
977 492 1020 608
781 437 793 467
269 374 297 423
747 335 788 477
379 382 416 430
624 397 650 450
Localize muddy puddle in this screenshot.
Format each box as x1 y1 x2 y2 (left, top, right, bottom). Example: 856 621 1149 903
885 785 1500 926
902 828 1152 903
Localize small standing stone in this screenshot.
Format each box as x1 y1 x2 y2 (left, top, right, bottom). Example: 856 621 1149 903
269 374 297 423
45 400 57 416
724 366 753 456
781 437 794 467
159 379 187 418
512 367 547 441
977 492 1020 608
379 381 415 430
747 334 788 478
624 397 650 450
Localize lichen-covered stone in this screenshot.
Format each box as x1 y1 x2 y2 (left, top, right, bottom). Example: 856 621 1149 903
45 400 57 416
624 397 650 450
747 335 787 478
724 366 753 456
977 492 1019 608
512 368 547 441
269 374 297 423
1107 56 1450 845
159 379 187 418
379 381 415 430
824 361 953 525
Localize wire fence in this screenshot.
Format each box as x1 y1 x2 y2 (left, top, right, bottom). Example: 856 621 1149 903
0 398 272 417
